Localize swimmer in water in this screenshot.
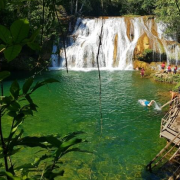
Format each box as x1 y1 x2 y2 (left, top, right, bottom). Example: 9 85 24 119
141 100 155 107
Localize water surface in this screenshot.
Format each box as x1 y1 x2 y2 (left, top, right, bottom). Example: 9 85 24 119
3 70 172 179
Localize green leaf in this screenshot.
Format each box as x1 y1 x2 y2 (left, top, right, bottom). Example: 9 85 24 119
21 108 33 116
0 96 13 107
0 44 6 52
0 71 10 82
7 111 17 117
23 78 33 94
17 136 48 148
10 19 30 43
55 138 83 160
62 131 85 141
29 28 40 42
0 25 12 44
0 171 22 180
7 147 22 156
31 78 59 93
44 170 64 179
8 101 20 111
10 80 20 99
4 45 22 62
27 42 40 51
16 135 63 148
25 95 38 111
33 154 49 167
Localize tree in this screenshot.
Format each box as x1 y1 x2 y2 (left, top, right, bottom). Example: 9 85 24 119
0 1 88 179
154 0 180 42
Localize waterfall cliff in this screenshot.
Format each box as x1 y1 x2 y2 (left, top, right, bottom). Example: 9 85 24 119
50 16 180 70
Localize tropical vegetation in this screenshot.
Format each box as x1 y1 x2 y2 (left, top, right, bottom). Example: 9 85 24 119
0 0 180 179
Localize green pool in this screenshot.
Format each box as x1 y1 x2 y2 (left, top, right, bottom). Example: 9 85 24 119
3 70 173 179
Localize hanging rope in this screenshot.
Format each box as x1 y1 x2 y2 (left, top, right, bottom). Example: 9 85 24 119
89 2 104 179
96 18 104 134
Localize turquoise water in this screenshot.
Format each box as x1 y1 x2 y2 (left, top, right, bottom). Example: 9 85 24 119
3 70 172 179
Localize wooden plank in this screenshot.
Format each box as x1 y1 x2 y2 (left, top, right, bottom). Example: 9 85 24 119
151 140 180 169
160 131 180 145
146 132 180 171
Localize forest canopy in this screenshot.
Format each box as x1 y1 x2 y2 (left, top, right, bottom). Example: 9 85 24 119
1 0 180 70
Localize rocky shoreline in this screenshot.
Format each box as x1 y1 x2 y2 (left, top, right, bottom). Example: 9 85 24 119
133 60 180 88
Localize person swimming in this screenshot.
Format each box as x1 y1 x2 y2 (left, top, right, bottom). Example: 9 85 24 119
140 100 155 107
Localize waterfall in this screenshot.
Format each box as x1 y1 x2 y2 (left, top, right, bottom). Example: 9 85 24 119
49 16 180 70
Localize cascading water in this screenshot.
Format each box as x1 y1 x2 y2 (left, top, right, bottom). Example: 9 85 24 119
49 16 180 70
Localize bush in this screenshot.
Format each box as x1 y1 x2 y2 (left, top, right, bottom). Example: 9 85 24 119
137 49 153 63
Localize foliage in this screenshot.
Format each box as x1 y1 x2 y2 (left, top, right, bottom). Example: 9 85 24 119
137 49 153 63
153 73 180 84
123 0 156 15
0 1 89 179
0 19 40 62
0 69 89 179
154 0 180 42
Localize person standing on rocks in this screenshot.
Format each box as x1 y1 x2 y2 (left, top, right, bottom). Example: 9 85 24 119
140 68 145 78
168 65 172 74
174 65 178 74
161 62 166 72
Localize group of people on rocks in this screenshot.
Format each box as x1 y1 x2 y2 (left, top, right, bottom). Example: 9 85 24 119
140 62 178 78
161 62 178 74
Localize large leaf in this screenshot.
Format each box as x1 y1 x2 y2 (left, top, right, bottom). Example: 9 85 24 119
16 136 48 148
0 171 22 180
27 42 40 51
23 78 34 94
7 147 22 156
0 25 12 44
62 131 85 141
44 170 64 179
28 28 40 42
4 45 22 62
55 138 83 160
0 71 10 82
25 95 38 111
0 44 6 52
21 105 33 116
31 78 59 93
16 135 62 148
10 80 20 99
0 96 13 107
7 101 20 112
10 19 29 43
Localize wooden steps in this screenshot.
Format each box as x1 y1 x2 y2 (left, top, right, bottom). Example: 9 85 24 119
146 132 180 172
147 97 180 179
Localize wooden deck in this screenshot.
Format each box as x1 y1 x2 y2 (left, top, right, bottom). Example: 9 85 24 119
146 97 180 179
160 97 180 144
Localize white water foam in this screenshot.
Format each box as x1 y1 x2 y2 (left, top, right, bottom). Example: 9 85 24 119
154 101 162 111
50 17 180 70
